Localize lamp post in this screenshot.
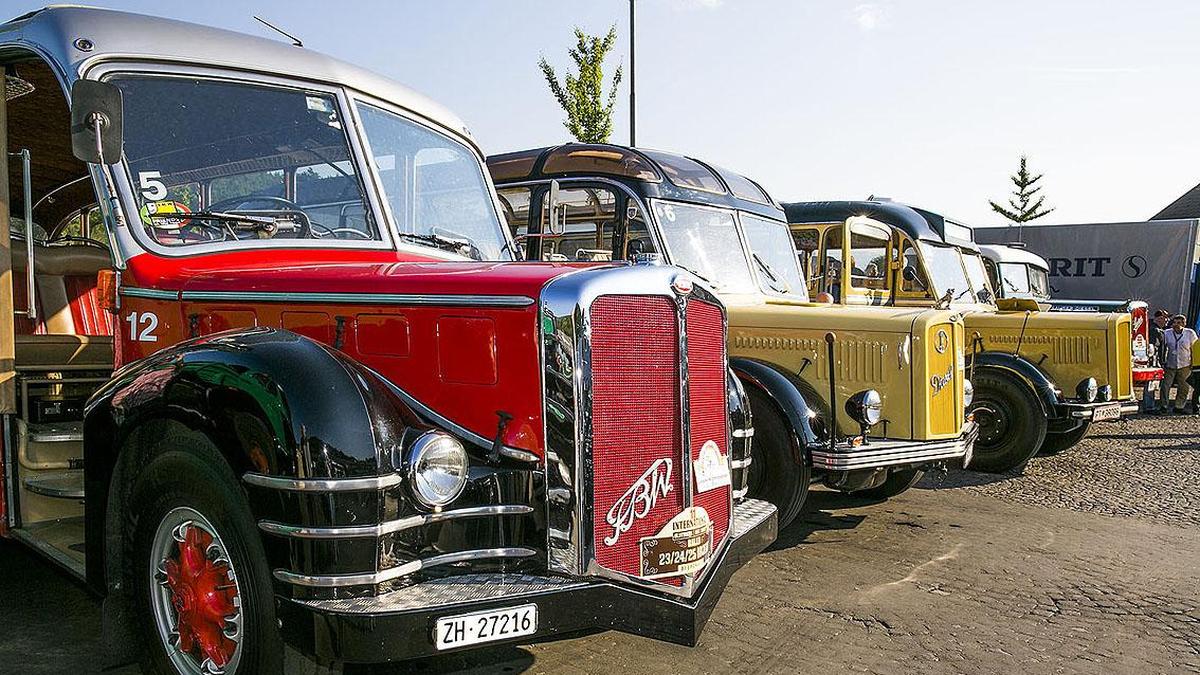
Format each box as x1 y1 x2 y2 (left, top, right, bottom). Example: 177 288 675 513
629 0 636 147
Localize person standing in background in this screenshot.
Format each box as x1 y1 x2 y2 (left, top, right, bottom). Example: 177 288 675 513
1149 310 1171 413
1160 314 1198 414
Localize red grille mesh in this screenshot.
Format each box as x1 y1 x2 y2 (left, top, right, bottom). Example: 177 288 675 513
686 299 731 546
590 296 683 578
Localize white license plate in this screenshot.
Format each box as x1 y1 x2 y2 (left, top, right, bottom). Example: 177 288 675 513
1092 404 1121 421
434 603 537 650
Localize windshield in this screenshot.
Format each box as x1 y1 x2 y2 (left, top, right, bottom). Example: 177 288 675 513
1029 265 1051 298
961 252 995 303
918 242 973 301
997 262 1032 296
651 200 757 294
115 74 378 247
740 213 809 300
356 102 509 260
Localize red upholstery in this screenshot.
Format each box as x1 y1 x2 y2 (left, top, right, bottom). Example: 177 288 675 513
64 274 114 336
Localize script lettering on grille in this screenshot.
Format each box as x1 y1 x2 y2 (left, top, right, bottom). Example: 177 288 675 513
604 458 673 546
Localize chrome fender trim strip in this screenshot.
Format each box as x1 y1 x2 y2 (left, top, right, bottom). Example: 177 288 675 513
258 504 535 539
273 547 537 587
242 472 402 492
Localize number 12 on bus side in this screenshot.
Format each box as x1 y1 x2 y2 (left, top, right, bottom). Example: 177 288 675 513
435 603 538 650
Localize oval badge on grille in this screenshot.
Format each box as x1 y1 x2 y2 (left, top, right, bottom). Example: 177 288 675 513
671 274 693 296
935 329 949 354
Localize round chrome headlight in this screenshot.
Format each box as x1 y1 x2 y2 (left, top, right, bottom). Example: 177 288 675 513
963 379 974 408
845 389 883 427
407 432 468 507
1076 377 1098 403
1097 384 1113 402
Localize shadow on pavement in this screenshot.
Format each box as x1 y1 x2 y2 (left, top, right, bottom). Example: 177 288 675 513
915 468 1020 490
349 645 536 674
768 491 868 551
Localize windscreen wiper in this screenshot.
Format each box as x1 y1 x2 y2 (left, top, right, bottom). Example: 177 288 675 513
753 253 791 293
398 232 483 260
147 210 280 230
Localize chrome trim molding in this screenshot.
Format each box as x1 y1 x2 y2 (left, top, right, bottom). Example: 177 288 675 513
179 290 535 307
730 457 752 470
732 427 755 438
242 472 402 492
810 422 979 471
273 547 537 587
119 286 178 300
258 505 534 539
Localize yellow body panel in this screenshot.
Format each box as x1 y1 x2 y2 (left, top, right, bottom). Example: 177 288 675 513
723 295 965 440
966 310 1134 400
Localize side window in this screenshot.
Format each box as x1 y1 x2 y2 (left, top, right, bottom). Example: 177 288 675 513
496 186 532 259
849 225 890 290
900 240 931 294
622 201 656 261
822 226 844 299
538 186 617 262
791 227 821 294
983 258 1000 296
55 206 108 245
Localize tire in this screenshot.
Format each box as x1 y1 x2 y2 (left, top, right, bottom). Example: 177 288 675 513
968 370 1048 473
745 389 811 530
851 468 925 500
1038 421 1090 456
128 428 284 675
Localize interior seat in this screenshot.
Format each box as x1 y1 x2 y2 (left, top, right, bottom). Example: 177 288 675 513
11 239 114 369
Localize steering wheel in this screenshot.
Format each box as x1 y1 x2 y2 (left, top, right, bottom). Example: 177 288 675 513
208 195 313 239
307 219 375 240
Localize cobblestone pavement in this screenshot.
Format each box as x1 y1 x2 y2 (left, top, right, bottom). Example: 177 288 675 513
2 415 1196 674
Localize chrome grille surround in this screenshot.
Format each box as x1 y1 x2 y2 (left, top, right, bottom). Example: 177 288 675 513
540 265 733 599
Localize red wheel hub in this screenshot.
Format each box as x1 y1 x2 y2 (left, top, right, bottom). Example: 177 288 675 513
161 524 239 669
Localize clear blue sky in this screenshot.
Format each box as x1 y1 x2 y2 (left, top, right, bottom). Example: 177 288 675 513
7 0 1199 225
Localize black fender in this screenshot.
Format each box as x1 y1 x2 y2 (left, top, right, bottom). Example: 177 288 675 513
84 328 421 655
968 351 1059 418
729 357 819 465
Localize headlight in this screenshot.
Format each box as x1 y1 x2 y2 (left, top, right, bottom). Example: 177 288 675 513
845 389 883 427
1097 384 1112 402
406 432 468 507
963 379 974 408
1076 377 1098 403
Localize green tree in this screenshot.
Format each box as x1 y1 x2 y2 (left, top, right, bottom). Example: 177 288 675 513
989 155 1056 222
538 26 624 143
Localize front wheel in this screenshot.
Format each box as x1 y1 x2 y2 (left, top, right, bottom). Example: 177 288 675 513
968 370 1048 473
850 468 926 500
1038 421 1090 455
745 389 811 530
130 433 283 675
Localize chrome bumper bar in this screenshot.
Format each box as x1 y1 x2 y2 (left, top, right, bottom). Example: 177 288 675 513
1063 400 1140 420
810 421 979 471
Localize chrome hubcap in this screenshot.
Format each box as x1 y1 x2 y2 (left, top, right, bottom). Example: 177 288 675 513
150 507 244 675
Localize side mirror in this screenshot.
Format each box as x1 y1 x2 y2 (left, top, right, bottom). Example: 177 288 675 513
902 264 928 290
546 179 563 235
70 80 123 164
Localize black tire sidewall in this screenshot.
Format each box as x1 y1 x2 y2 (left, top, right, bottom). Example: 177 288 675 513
969 370 1048 473
1039 421 1091 455
129 432 282 675
746 389 811 529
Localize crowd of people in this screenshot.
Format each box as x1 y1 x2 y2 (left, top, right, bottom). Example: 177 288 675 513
1149 309 1199 415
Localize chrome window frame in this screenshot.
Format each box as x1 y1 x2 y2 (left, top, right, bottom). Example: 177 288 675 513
346 91 517 262
494 177 666 262
540 265 734 599
86 62 396 257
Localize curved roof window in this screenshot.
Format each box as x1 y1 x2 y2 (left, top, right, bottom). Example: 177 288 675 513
486 150 542 182
541 145 660 181
715 167 772 204
641 150 725 194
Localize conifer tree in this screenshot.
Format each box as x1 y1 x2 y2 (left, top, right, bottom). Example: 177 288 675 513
989 155 1056 222
538 27 624 144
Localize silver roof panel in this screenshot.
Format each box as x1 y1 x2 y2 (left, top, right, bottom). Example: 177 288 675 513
0 5 473 143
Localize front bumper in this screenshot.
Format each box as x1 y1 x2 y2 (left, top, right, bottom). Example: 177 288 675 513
1059 399 1139 422
809 421 979 471
276 498 777 664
